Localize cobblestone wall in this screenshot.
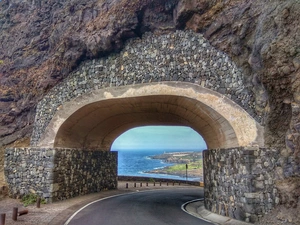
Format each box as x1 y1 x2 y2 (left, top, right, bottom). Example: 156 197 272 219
4 148 117 202
52 149 117 201
31 30 260 146
5 148 54 200
203 147 280 223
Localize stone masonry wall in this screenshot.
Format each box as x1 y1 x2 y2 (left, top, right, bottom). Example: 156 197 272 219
4 148 117 202
203 147 280 223
31 30 260 146
5 148 54 200
52 149 117 201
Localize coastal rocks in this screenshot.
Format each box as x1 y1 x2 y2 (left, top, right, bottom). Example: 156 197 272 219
150 151 201 164
147 151 203 179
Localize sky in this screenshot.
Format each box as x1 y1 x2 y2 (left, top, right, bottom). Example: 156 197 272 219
111 126 207 151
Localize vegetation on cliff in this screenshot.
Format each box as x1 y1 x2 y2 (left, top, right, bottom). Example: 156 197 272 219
146 151 203 179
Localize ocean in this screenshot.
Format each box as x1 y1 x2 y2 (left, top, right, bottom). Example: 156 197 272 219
116 149 202 181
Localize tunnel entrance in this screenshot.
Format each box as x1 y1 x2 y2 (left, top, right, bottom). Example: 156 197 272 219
54 94 238 150
37 82 264 150
5 82 264 204
5 30 276 222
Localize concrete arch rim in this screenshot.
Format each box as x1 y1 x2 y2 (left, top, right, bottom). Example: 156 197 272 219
36 81 264 149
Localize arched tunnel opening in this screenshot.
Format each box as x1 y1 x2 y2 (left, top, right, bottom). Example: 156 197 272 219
111 125 207 181
7 83 264 208
53 95 240 150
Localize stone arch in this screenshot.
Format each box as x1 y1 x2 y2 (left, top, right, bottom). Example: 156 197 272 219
37 82 264 150
30 30 262 147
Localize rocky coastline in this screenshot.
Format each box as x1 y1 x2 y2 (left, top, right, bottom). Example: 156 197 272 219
145 151 203 180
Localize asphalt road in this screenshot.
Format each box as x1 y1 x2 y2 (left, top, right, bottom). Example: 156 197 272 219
66 187 213 225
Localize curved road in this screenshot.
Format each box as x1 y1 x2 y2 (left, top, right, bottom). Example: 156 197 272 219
66 187 213 225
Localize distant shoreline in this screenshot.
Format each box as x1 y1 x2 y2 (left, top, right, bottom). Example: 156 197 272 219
144 168 203 180
144 151 203 180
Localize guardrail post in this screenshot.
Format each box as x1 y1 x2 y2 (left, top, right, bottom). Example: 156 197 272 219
37 197 41 208
0 213 5 225
12 207 18 221
18 210 28 216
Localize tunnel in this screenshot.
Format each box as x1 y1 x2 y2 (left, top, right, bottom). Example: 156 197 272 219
37 82 264 150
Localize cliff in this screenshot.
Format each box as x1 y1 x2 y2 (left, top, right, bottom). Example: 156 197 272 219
0 0 299 223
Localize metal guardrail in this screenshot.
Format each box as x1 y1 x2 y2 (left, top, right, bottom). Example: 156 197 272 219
118 176 204 187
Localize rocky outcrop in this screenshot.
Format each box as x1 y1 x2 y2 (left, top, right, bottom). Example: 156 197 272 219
184 0 299 148
0 0 299 222
180 1 300 214
0 0 179 146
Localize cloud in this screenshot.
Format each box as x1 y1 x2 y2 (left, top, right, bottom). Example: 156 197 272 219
111 126 207 151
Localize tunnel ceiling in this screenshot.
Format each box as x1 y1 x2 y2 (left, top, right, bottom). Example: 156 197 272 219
54 95 238 150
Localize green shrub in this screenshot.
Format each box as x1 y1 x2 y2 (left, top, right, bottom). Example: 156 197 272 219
149 178 155 183
21 193 46 206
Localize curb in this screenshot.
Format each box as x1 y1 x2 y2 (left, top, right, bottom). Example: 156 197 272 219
183 200 251 225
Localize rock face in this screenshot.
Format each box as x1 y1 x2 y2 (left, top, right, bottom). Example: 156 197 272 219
0 0 299 222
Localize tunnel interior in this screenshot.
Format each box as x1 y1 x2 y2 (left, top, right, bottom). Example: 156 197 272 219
54 95 239 150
